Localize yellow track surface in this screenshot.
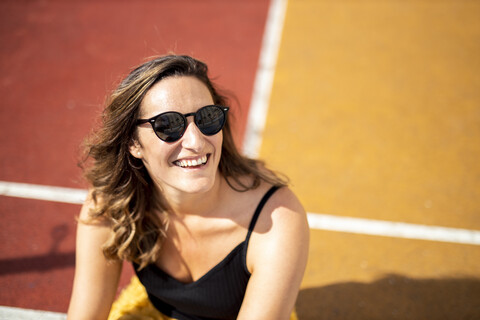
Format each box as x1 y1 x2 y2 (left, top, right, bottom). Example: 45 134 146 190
260 1 480 319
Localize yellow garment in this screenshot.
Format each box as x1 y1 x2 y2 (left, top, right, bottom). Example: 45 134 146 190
108 276 298 320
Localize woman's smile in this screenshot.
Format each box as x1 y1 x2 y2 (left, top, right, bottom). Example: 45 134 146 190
173 154 209 168
131 76 223 196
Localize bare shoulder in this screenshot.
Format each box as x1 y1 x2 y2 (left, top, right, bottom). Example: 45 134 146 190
246 185 309 272
255 185 308 236
75 190 114 253
239 185 309 318
269 186 305 217
68 191 122 320
78 190 111 227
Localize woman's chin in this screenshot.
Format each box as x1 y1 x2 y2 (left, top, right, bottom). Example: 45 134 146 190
166 178 219 196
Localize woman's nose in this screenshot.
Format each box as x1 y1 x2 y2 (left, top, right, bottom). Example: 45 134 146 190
181 120 205 151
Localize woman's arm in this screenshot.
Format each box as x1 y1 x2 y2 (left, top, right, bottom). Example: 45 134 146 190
67 196 122 320
237 187 310 320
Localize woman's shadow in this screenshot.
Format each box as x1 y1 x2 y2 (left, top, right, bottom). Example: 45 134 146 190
296 274 480 319
0 224 75 275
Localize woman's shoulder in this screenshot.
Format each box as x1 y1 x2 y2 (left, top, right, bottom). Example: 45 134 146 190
78 189 112 227
268 184 303 211
244 182 309 273
263 184 306 230
243 174 302 208
244 181 307 233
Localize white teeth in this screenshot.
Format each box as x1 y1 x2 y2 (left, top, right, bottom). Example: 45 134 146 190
175 155 208 168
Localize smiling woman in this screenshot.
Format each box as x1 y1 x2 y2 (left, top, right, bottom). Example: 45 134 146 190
67 55 309 320
130 76 225 198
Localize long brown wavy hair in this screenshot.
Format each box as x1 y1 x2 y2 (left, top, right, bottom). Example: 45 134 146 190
81 55 287 269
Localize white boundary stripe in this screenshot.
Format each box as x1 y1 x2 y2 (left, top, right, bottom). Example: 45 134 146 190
308 213 480 246
0 306 66 320
0 181 87 204
1 180 480 246
242 0 288 158
238 0 480 246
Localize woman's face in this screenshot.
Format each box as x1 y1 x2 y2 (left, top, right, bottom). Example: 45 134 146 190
130 76 223 197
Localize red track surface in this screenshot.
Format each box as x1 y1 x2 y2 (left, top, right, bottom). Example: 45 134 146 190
0 0 269 312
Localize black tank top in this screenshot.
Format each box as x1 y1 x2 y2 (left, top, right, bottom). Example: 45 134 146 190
134 186 280 320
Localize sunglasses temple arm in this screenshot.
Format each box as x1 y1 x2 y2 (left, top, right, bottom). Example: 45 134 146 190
136 119 151 125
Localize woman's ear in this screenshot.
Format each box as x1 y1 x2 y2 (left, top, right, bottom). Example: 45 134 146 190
129 139 143 159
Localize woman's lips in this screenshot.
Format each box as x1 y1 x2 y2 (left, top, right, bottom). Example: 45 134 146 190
173 154 209 168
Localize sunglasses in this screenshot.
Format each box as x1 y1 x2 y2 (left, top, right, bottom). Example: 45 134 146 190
136 105 229 142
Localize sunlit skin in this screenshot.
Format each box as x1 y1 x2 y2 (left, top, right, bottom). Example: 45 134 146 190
68 76 309 320
130 76 224 215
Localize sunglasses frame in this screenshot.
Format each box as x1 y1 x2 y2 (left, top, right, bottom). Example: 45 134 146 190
136 105 229 142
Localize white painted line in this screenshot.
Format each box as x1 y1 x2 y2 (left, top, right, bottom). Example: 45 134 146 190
0 306 66 320
238 0 480 246
307 213 480 246
0 181 87 204
1 180 479 246
242 0 288 158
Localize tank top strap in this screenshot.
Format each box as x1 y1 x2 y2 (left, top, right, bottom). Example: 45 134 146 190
245 185 280 244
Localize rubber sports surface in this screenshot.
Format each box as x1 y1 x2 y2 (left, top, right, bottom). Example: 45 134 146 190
1 1 480 319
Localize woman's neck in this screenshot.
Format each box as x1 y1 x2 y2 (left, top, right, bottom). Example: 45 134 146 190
160 174 227 218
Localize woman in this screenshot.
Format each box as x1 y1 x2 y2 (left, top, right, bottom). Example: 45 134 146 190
67 55 309 320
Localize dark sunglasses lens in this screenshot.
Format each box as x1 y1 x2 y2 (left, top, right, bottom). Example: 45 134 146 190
153 112 186 142
195 106 226 136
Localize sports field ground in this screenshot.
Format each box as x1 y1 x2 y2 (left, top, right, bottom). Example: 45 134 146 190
1 1 479 319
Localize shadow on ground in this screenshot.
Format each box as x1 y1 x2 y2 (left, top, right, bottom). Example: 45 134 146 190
296 274 480 320
0 224 74 275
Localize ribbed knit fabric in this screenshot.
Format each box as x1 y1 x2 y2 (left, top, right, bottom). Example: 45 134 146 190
108 276 173 320
134 186 280 320
107 275 298 320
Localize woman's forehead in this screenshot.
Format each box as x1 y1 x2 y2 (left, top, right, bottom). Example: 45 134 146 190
140 76 214 117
